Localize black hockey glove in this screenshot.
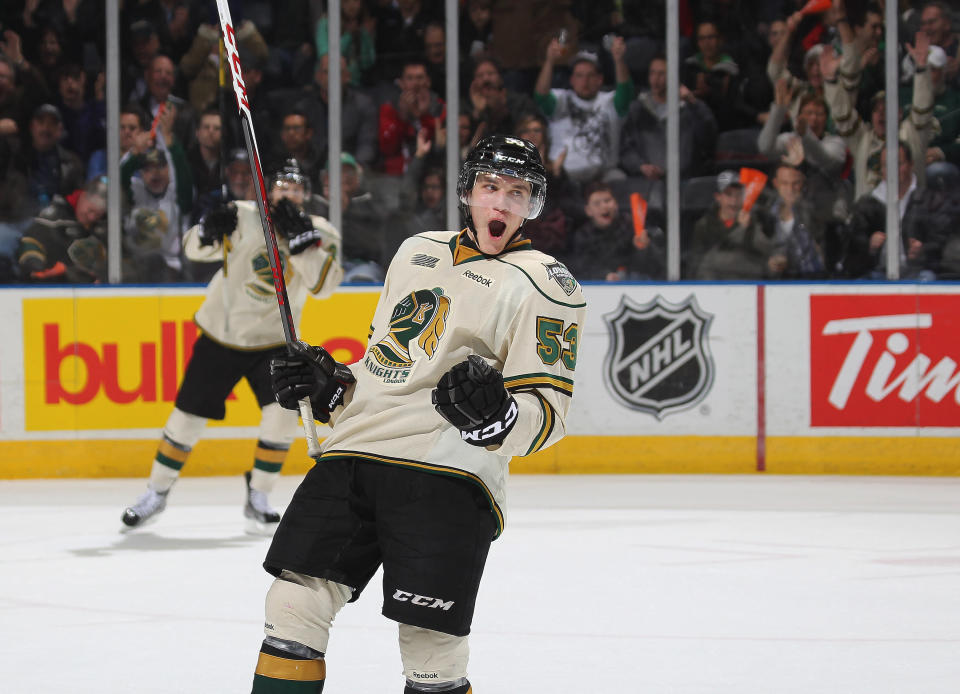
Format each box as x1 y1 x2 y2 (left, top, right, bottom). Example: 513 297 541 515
199 202 237 246
270 341 355 423
432 355 518 447
272 197 321 255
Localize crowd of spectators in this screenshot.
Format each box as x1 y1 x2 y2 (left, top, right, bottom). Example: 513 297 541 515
1 0 960 285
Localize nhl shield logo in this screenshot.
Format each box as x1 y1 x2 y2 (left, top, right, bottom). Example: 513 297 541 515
603 295 715 419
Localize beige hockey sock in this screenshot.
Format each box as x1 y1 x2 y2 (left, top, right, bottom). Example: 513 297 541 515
249 466 281 494
148 459 181 493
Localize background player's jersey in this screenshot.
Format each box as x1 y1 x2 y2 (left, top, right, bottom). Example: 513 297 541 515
183 200 343 349
322 230 586 535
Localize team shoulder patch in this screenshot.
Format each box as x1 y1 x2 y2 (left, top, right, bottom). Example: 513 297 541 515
410 253 440 268
543 261 578 296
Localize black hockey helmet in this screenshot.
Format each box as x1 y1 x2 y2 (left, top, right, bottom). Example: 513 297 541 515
457 135 547 234
271 158 311 198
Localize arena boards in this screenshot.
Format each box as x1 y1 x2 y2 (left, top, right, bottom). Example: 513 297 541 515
1 283 958 478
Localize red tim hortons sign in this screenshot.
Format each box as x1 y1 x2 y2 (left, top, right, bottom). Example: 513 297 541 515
810 294 960 427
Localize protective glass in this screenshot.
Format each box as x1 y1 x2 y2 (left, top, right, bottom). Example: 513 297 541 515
460 168 546 220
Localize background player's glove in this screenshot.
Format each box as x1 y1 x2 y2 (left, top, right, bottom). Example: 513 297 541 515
432 355 518 447
199 202 237 246
287 228 325 255
272 197 321 254
270 342 355 423
272 197 311 237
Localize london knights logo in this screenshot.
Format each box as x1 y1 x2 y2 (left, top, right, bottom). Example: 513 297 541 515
366 288 450 384
247 250 291 301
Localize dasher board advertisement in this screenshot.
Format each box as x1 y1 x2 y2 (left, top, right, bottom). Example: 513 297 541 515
1 283 958 477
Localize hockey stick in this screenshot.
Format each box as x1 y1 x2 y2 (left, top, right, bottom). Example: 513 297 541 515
215 0 321 457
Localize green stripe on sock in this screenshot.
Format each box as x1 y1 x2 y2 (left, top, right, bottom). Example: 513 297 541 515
155 453 184 471
254 460 283 473
251 674 323 693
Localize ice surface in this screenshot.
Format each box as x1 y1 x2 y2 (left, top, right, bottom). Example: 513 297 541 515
0 474 957 693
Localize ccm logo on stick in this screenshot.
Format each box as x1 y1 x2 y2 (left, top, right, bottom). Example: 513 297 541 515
392 590 455 611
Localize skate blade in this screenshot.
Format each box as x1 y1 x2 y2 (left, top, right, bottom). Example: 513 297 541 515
119 516 159 534
244 517 279 537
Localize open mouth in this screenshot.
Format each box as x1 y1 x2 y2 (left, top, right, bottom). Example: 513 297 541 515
488 220 506 237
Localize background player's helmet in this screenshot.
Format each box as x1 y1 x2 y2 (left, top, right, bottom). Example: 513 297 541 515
271 158 311 198
457 135 547 234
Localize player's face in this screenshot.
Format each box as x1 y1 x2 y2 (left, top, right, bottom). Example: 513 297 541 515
468 172 530 254
270 180 305 206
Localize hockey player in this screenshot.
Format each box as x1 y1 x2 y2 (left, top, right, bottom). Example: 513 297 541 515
120 160 343 535
253 136 586 692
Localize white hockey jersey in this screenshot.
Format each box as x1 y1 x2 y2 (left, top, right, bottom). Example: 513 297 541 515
321 230 586 536
183 200 343 349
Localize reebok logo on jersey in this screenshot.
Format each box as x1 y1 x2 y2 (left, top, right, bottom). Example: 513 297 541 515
462 269 493 287
410 253 440 268
392 589 455 611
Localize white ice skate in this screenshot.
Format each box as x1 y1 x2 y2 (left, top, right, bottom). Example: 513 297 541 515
244 471 281 536
120 487 168 532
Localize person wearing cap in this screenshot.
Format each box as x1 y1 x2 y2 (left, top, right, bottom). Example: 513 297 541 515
534 34 634 184
6 103 85 217
821 33 938 200
688 170 775 280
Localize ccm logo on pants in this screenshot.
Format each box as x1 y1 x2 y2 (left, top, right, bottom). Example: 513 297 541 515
392 590 455 611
